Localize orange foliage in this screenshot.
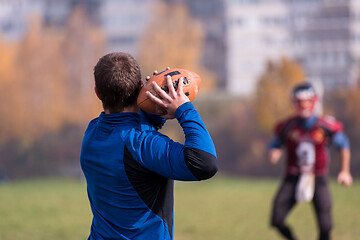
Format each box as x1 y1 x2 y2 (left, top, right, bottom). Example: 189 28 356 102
60 7 105 124
255 57 305 133
0 8 105 144
138 2 216 93
344 84 360 132
0 37 22 143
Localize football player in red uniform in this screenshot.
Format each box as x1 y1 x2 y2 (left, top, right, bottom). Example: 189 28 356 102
268 82 353 240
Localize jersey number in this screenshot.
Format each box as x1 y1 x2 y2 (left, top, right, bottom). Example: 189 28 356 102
296 142 315 166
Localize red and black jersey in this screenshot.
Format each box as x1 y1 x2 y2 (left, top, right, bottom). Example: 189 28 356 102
274 115 343 176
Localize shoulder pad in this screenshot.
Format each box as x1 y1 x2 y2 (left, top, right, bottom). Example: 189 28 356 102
318 115 343 132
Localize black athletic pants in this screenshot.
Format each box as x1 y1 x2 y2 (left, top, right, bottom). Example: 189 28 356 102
270 176 333 240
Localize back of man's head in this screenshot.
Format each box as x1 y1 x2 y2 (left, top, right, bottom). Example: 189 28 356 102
94 52 141 113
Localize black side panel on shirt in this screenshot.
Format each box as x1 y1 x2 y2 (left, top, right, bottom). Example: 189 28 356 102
123 146 174 237
184 147 218 180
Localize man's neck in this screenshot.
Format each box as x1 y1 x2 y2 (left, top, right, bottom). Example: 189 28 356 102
297 115 317 130
104 105 139 114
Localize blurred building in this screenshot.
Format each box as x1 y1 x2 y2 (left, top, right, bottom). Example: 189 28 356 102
1 0 360 95
350 0 360 85
43 0 72 26
225 0 360 95
288 0 359 90
163 0 227 87
99 0 152 56
45 0 152 57
0 0 98 38
0 0 152 55
0 0 44 41
185 0 227 88
226 0 291 95
44 0 101 26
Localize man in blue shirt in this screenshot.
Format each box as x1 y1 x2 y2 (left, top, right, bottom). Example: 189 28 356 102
80 52 217 240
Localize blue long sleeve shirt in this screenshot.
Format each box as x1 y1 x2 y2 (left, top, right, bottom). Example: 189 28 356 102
80 102 217 240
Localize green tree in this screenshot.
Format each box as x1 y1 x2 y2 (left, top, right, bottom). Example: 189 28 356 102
255 57 305 133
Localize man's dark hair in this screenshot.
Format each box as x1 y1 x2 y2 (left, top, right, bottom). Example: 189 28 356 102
94 52 142 112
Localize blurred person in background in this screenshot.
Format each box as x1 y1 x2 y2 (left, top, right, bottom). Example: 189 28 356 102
80 52 217 240
267 82 352 240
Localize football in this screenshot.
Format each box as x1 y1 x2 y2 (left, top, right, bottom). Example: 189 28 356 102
137 68 201 115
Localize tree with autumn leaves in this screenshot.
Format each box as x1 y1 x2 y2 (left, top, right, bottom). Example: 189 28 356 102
138 1 216 93
255 58 305 133
0 7 105 178
0 8 104 144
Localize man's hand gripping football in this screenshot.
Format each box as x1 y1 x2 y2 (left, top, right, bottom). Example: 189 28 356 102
145 75 190 119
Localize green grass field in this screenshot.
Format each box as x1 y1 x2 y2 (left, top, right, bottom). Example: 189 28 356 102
0 176 359 240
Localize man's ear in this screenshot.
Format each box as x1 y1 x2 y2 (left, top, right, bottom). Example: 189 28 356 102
94 87 101 100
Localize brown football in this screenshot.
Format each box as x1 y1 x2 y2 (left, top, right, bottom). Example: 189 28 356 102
137 68 201 115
